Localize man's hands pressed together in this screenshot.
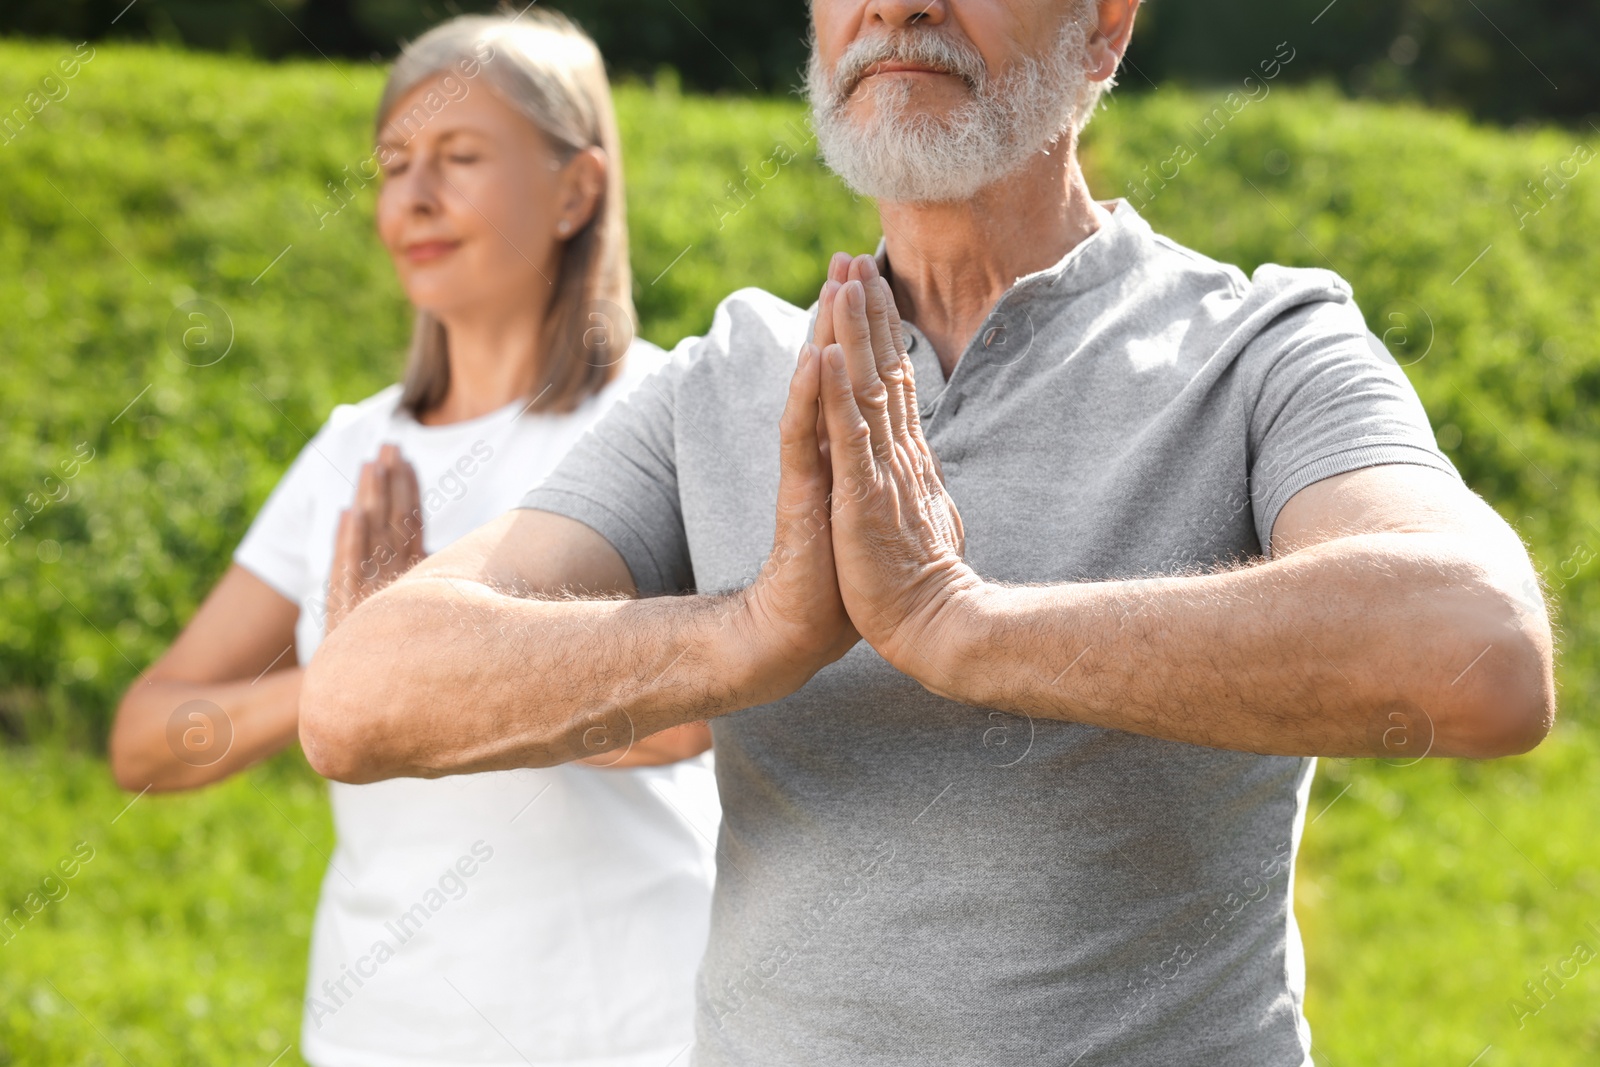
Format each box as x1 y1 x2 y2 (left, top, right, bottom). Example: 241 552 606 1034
738 250 979 695
730 252 862 689
808 255 977 690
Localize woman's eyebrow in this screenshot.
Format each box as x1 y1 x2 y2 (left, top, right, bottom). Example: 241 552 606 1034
377 125 492 155
434 127 488 146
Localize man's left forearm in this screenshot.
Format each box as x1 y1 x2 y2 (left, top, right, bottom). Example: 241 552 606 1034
923 532 1553 759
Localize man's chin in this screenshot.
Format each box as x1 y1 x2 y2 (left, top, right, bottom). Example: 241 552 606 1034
841 78 973 125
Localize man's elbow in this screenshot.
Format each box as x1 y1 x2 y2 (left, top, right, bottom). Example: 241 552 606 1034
1438 601 1555 759
299 654 390 784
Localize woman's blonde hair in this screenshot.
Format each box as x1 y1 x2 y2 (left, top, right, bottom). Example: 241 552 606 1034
377 10 634 418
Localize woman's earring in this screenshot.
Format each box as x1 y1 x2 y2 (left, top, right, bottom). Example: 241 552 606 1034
556 219 571 236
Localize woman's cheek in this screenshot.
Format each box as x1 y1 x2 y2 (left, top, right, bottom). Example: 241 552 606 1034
452 168 509 228
373 193 405 257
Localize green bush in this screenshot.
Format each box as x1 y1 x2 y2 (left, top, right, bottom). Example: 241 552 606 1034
1 745 328 1065
3 41 1595 744
0 40 877 744
6 0 1599 123
1 39 1598 1067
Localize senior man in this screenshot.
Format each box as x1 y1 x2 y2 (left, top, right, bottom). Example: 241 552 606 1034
303 0 1554 1063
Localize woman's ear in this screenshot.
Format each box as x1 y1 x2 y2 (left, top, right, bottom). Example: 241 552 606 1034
555 146 607 238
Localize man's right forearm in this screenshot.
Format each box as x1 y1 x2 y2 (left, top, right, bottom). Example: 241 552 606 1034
299 575 789 783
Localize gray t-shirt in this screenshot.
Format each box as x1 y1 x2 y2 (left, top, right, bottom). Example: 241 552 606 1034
520 200 1457 1066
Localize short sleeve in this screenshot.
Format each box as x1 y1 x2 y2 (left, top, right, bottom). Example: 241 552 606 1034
1245 296 1460 555
233 425 338 605
517 340 696 596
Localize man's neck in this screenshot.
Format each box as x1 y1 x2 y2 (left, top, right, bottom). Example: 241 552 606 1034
877 143 1102 379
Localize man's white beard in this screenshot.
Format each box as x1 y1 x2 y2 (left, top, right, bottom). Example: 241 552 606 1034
806 19 1096 205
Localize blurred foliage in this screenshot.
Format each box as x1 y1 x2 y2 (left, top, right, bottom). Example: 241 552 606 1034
0 39 878 744
0 745 328 1065
1129 0 1600 127
0 0 812 98
1299 731 1600 1064
3 39 1597 746
1 38 1597 1067
3 0 1600 124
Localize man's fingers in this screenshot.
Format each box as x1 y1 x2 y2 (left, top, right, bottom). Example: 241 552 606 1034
896 351 942 480
831 280 894 461
810 249 853 348
854 256 901 375
863 275 912 443
831 279 878 389
812 250 862 351
881 265 910 357
812 279 841 350
779 343 825 483
901 352 926 434
819 343 876 495
862 263 933 482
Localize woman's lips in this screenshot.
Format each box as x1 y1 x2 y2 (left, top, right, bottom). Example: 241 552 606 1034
404 240 460 263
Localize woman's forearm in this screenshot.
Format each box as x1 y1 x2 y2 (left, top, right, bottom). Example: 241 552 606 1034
299 575 789 783
109 667 304 792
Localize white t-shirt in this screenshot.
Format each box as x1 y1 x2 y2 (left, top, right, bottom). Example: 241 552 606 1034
233 343 720 1067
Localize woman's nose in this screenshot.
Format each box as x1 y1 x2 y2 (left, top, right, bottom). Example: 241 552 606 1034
399 157 443 215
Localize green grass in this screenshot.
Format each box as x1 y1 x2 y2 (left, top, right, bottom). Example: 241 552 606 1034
1 38 1597 1067
1 746 329 1065
1300 732 1600 1063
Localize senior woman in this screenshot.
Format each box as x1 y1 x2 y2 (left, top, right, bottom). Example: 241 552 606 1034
110 13 717 1066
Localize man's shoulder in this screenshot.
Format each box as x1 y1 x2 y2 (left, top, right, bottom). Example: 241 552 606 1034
1132 216 1357 333
668 287 811 378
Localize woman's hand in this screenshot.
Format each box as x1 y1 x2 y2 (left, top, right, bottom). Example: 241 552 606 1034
326 444 426 635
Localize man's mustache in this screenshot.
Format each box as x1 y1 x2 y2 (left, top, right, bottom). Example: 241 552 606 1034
831 33 987 98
